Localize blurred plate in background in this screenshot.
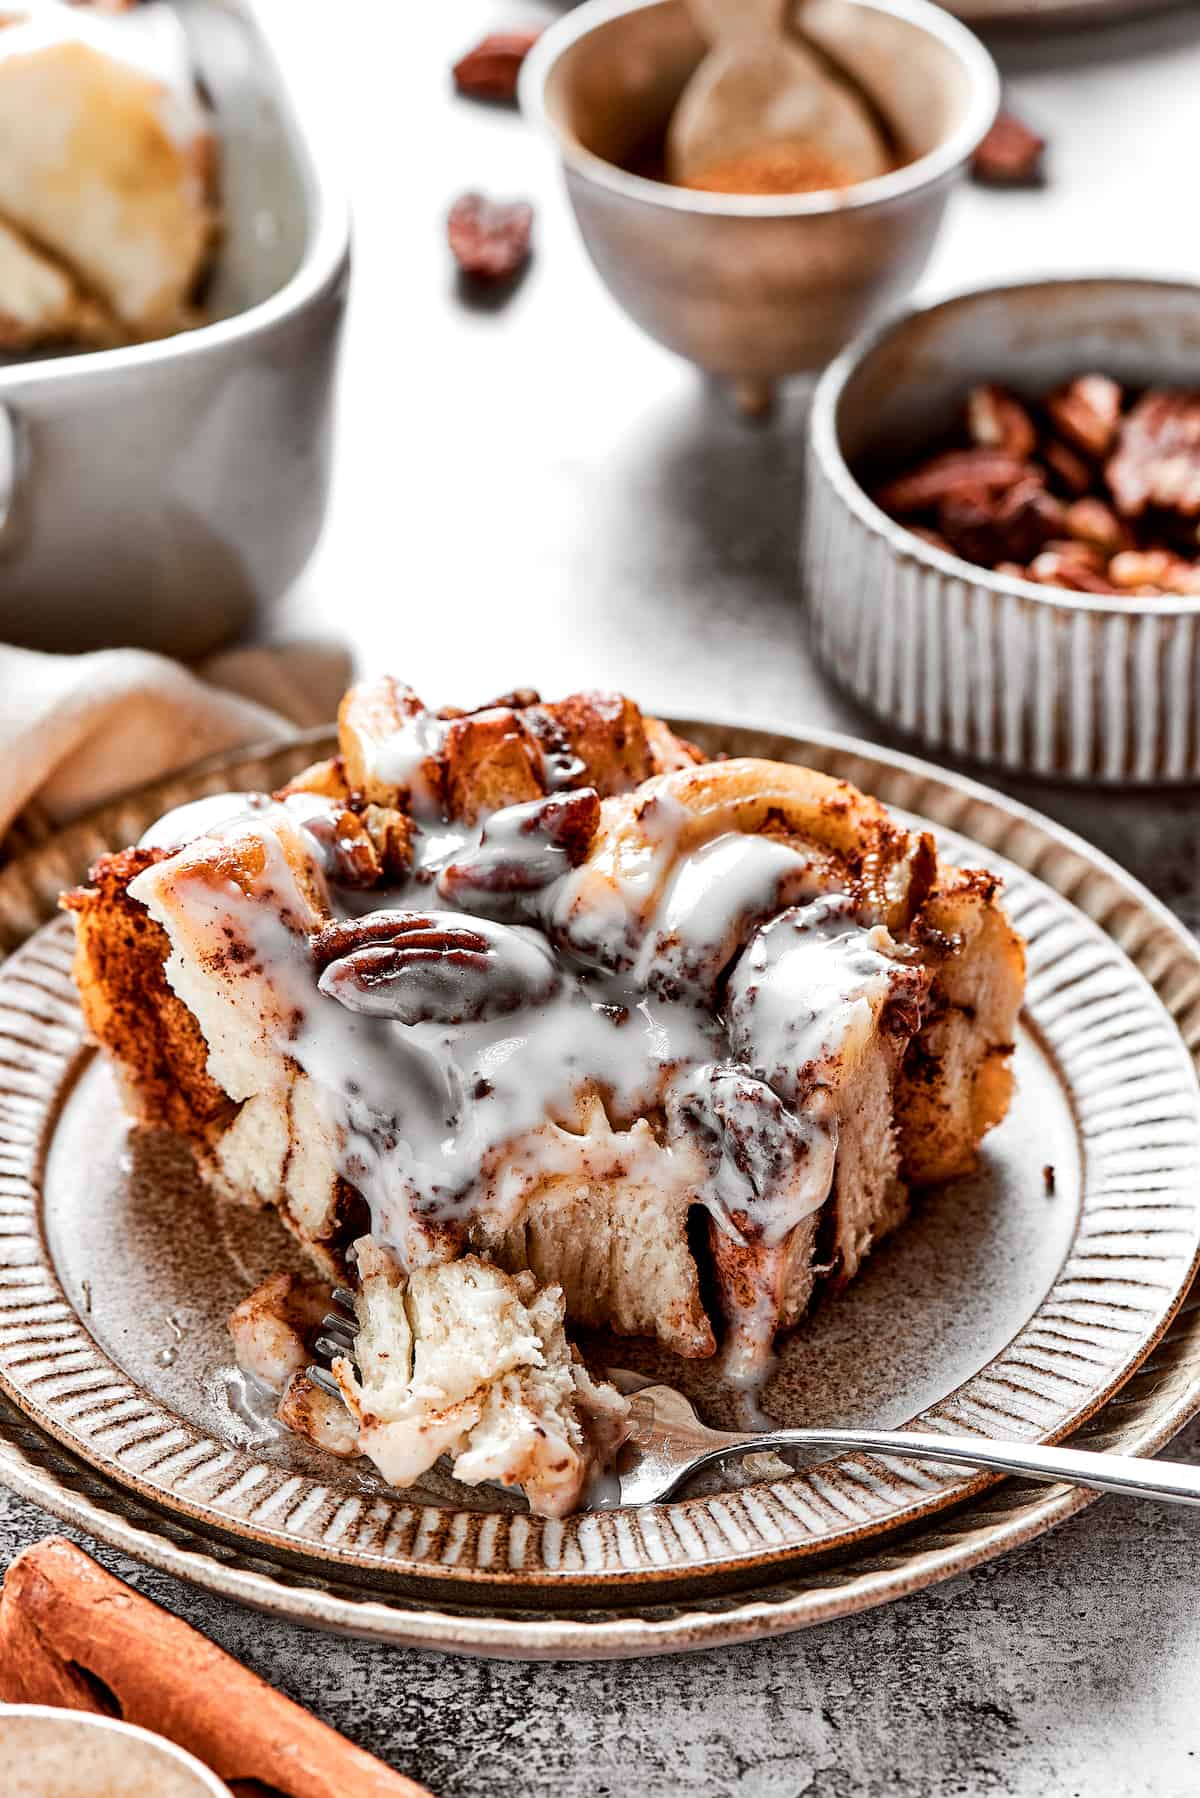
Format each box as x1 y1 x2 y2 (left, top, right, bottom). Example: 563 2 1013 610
946 0 1177 22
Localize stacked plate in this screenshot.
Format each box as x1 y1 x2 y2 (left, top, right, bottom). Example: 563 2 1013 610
1 722 1199 1659
947 0 1172 21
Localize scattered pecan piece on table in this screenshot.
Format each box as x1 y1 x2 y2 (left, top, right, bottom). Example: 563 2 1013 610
1106 391 1200 518
452 30 542 102
448 192 534 282
971 109 1045 186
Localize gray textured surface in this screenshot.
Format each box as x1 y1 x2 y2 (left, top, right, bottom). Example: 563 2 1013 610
5 1 1200 1793
3 1448 1200 1798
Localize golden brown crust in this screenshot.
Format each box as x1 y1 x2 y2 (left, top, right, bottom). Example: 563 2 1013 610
337 678 703 816
895 865 1025 1184
62 846 230 1137
441 708 545 821
274 755 352 803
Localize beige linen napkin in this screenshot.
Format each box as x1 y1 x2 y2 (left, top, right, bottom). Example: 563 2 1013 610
0 639 352 859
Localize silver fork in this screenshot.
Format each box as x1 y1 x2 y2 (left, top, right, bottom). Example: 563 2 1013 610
308 1295 1200 1509
308 1286 361 1398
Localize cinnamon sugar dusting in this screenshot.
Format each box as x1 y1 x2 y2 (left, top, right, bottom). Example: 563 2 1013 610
681 143 853 195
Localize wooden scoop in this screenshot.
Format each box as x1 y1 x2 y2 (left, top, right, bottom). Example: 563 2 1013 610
667 0 890 192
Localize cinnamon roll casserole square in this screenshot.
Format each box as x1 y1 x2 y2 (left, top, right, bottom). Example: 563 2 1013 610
65 680 1025 1517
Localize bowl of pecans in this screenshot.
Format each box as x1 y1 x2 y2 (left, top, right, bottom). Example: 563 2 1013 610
804 277 1200 783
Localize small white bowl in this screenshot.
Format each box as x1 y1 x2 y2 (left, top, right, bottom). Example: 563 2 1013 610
0 1705 233 1798
804 276 1200 784
522 0 998 404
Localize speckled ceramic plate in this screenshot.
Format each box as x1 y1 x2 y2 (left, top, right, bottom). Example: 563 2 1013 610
1 722 1199 1657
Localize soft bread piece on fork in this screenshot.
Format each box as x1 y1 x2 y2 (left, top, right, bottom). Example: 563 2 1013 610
331 1243 629 1518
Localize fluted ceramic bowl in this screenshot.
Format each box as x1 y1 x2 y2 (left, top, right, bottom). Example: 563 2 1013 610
522 0 997 411
804 276 1200 784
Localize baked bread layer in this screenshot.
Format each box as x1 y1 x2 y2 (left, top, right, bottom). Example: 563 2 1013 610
64 680 1024 1514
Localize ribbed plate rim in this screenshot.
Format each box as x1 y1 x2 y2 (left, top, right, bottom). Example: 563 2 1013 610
1 718 1199 1654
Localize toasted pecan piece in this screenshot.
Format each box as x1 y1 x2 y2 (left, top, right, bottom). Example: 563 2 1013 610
1063 497 1133 557
966 384 1037 461
875 448 1029 515
1108 549 1176 592
447 193 533 282
452 30 541 101
1041 437 1093 497
1026 551 1118 595
938 475 1064 567
1046 374 1123 460
1107 390 1200 519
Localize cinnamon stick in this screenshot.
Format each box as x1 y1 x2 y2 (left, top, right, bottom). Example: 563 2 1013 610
0 1537 433 1798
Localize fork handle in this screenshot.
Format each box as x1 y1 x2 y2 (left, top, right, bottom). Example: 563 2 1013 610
674 1428 1200 1505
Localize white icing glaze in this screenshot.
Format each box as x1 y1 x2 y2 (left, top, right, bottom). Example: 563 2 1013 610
133 785 919 1355
139 792 265 850
632 832 826 995
727 895 907 1101
370 712 449 815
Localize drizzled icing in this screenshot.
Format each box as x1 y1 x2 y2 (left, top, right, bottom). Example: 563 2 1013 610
371 712 449 816
727 895 912 1102
139 792 266 850
136 785 921 1351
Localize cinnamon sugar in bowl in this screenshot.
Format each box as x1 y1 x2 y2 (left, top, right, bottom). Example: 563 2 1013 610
522 0 997 408
679 144 855 196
